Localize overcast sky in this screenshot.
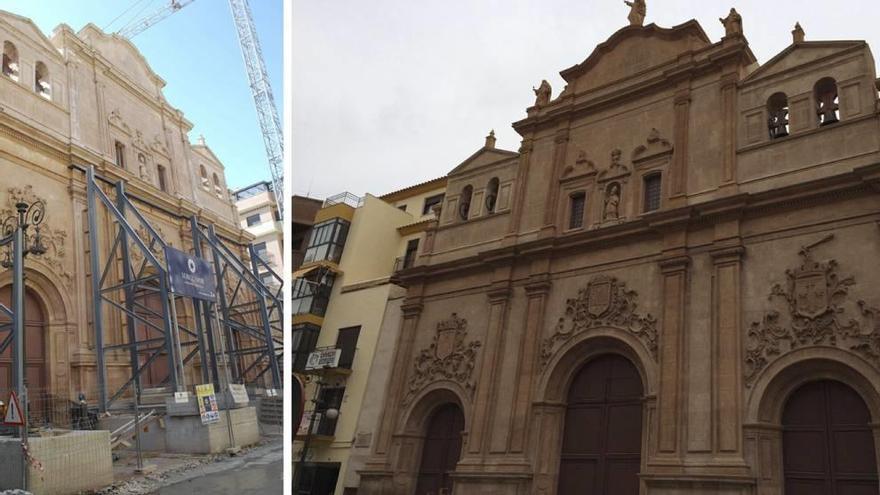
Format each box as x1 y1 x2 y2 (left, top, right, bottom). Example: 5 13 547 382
292 0 880 200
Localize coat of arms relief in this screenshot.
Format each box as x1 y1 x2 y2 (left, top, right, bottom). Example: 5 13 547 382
540 275 658 369
745 234 880 385
404 313 481 405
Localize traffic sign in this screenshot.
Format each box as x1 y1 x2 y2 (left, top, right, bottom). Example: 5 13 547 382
4 391 23 426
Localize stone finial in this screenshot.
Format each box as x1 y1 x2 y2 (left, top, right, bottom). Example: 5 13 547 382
197 134 206 146
792 22 805 43
719 8 743 37
624 0 646 26
485 129 496 149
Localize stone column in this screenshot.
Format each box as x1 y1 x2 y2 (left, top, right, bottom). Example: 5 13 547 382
506 137 534 240
669 87 691 208
657 254 689 456
530 401 567 495
508 271 551 453
720 72 739 187
540 128 571 237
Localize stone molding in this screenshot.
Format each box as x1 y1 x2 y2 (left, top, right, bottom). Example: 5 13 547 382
540 275 658 368
403 313 481 405
745 234 880 385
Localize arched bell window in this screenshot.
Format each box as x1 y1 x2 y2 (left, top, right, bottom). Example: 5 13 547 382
213 172 223 198
34 61 50 99
459 185 473 221
2 41 19 80
485 177 499 214
767 92 789 139
815 77 839 126
199 164 210 189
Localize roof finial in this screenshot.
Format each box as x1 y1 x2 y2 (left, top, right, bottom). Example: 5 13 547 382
197 134 206 146
624 0 646 26
792 22 805 43
485 129 496 149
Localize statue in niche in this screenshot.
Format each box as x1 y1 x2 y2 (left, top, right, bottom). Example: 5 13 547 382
137 152 150 181
603 182 621 221
719 8 742 37
533 80 551 108
624 0 646 26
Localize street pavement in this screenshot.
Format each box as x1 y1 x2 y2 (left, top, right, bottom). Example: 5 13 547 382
148 444 283 494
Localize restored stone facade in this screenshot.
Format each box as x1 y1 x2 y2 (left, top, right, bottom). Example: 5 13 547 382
358 10 880 495
0 11 250 405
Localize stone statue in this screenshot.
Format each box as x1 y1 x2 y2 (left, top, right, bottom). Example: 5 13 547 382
533 80 551 108
719 8 742 37
792 22 805 43
603 183 621 221
624 0 646 26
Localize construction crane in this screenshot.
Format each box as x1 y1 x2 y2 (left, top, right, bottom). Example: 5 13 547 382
115 0 285 219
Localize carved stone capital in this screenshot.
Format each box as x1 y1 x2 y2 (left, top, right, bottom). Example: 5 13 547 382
401 301 424 317
658 255 690 274
709 245 744 263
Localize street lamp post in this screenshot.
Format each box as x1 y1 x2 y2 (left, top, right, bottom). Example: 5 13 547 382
1 200 47 491
292 377 339 494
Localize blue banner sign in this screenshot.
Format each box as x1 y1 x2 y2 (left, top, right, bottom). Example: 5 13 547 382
164 246 217 301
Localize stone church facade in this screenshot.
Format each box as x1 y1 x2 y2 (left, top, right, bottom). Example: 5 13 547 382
358 9 880 495
0 11 249 408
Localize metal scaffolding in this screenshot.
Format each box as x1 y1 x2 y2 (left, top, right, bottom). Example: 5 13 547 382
83 165 281 413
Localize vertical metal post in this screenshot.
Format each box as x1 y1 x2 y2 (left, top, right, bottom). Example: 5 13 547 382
86 166 108 412
12 211 27 491
208 225 240 382
212 305 236 450
293 380 323 493
157 273 179 393
168 291 186 391
249 245 281 389
191 217 219 387
114 181 144 471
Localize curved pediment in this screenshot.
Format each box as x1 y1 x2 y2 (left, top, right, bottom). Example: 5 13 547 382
560 20 711 93
77 23 166 92
0 10 63 60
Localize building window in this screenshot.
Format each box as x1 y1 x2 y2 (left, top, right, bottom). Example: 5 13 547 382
114 141 126 168
485 178 500 214
253 241 268 259
643 173 662 213
199 164 210 189
422 193 444 215
397 204 407 212
767 92 789 139
458 185 473 220
403 238 419 269
213 173 223 198
292 273 335 317
34 61 51 99
246 213 262 227
303 218 350 264
2 41 19 80
291 323 320 372
569 192 586 229
273 210 281 221
157 165 168 192
336 326 360 370
815 77 839 126
316 387 345 436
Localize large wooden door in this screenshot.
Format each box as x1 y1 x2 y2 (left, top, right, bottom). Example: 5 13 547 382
415 403 465 495
782 380 879 495
557 354 643 495
0 286 47 422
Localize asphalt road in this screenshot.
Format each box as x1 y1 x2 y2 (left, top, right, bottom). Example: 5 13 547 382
151 456 283 494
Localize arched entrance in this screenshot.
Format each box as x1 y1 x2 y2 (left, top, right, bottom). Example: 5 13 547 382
557 353 643 495
0 286 47 422
414 403 465 495
782 380 879 494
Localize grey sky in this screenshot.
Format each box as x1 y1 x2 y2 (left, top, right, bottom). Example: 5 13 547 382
292 0 880 200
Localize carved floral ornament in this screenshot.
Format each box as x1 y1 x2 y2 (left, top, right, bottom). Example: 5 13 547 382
0 186 71 286
404 313 482 405
745 235 880 386
541 275 658 369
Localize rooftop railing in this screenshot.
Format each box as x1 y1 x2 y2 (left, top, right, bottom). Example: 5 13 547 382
323 191 363 208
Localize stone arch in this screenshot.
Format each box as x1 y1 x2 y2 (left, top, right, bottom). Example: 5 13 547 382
539 328 657 402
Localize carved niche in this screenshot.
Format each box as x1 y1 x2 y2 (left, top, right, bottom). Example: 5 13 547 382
541 275 658 369
1 186 71 287
404 313 481 405
745 235 880 385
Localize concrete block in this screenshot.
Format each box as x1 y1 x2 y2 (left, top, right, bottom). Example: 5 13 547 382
165 406 259 454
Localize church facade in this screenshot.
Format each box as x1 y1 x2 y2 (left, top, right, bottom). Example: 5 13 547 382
357 7 880 495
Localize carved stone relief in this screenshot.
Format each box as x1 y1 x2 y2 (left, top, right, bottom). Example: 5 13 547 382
129 224 168 266
1 186 71 287
541 275 658 369
404 312 482 405
745 235 880 385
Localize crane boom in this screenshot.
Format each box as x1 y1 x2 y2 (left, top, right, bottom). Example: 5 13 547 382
227 0 285 219
116 0 195 39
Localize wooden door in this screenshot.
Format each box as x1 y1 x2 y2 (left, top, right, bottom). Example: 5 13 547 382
557 354 643 495
134 288 170 388
0 286 47 422
415 403 465 495
782 380 879 495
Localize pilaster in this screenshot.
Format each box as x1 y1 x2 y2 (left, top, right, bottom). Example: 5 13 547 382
669 87 691 208
657 253 689 457
540 127 571 238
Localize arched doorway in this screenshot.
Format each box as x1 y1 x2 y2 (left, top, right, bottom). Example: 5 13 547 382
0 286 48 422
782 380 879 494
557 353 643 495
414 403 465 495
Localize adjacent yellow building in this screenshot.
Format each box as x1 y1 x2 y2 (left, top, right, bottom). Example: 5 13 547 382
292 179 446 494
